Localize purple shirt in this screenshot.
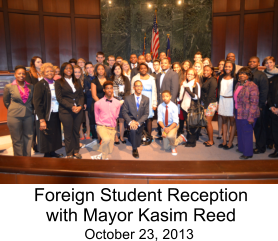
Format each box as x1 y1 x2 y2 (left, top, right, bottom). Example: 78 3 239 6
94 96 121 128
12 80 30 103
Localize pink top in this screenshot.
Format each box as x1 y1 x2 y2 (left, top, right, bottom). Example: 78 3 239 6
12 80 30 103
234 86 243 109
94 96 121 128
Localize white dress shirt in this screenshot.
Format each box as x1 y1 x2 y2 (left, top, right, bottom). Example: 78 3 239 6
160 69 169 88
131 63 138 69
65 77 76 93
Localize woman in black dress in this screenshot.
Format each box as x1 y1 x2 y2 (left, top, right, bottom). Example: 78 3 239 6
33 63 63 158
110 62 131 144
90 64 107 140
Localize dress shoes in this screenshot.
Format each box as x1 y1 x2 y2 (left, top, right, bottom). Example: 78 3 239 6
253 148 265 154
269 151 278 158
218 143 227 148
184 143 196 147
132 149 139 158
223 144 234 150
33 145 39 153
73 153 82 159
267 144 274 149
50 152 64 158
239 155 253 160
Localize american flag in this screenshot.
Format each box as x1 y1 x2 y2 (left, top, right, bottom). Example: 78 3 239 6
150 10 160 60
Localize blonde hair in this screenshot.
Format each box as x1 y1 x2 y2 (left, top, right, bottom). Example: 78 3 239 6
122 60 131 75
40 63 54 77
53 66 60 74
73 65 85 87
193 61 203 77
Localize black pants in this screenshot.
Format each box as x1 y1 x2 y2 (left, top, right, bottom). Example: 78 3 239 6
129 125 144 149
59 110 83 156
31 115 37 149
266 108 274 146
89 104 98 139
182 109 198 146
254 106 267 152
270 112 278 151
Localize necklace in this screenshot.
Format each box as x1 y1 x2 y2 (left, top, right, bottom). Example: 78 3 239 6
239 80 247 86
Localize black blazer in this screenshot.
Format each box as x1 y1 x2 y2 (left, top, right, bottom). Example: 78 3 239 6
55 78 84 114
252 68 269 108
267 74 278 108
26 71 39 85
122 94 149 126
156 69 179 104
33 79 53 121
201 77 217 109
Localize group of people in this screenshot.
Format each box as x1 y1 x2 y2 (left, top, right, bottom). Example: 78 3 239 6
3 50 278 160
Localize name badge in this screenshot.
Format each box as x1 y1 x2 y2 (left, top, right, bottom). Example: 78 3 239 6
119 85 125 93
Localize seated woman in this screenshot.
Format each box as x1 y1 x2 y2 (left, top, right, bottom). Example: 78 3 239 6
3 65 34 156
33 63 63 158
234 67 260 159
110 62 131 143
131 63 157 136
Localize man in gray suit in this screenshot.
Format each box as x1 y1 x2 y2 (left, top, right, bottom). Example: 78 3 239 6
155 58 179 139
122 80 149 158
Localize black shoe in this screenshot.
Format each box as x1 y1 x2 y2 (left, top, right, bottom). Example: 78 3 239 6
269 151 278 158
73 153 82 159
44 152 51 157
267 144 274 149
120 138 126 144
132 149 139 158
50 152 64 158
114 141 120 145
218 143 227 148
205 141 214 147
253 148 265 154
184 143 196 147
217 136 221 139
236 149 243 153
236 144 238 146
156 137 163 140
224 144 234 150
239 155 253 159
33 145 39 153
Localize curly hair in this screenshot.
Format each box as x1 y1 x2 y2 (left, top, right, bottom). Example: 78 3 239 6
238 67 253 81
40 63 54 76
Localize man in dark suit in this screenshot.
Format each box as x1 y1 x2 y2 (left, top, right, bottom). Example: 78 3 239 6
248 56 269 154
130 55 152 80
122 80 149 158
155 58 179 139
130 54 138 69
96 51 111 78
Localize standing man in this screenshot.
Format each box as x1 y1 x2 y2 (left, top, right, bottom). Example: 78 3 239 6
96 51 111 78
94 81 121 160
130 55 152 79
116 56 123 64
107 55 115 77
156 58 179 139
122 80 149 158
146 53 154 72
226 52 242 74
159 52 167 60
193 51 202 63
151 59 161 78
130 54 138 69
248 56 269 154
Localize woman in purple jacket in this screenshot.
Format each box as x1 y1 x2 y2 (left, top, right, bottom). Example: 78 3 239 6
234 67 260 159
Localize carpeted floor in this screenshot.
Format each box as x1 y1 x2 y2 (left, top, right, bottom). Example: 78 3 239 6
0 121 275 161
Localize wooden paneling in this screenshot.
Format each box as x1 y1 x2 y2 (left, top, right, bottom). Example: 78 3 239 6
212 15 240 66
75 18 101 63
245 0 275 10
0 173 16 184
44 16 72 66
0 97 8 123
9 13 41 69
0 0 2 8
74 0 100 15
213 0 240 13
0 123 10 136
8 0 38 11
243 13 273 65
43 0 70 14
0 12 8 71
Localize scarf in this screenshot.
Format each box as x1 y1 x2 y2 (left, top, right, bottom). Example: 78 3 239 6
113 76 125 99
264 67 278 79
181 79 195 112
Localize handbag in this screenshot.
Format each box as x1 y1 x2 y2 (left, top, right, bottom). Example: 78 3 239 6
187 98 207 128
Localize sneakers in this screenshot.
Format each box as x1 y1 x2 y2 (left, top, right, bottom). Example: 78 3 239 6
171 148 177 156
179 134 187 143
91 153 102 160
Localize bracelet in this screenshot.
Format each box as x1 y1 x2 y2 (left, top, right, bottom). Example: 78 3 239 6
163 131 167 135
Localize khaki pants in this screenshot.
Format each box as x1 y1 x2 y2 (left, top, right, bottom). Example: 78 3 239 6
163 125 184 150
96 125 117 159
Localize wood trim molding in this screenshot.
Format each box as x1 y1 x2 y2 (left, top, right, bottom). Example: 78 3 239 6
2 0 12 70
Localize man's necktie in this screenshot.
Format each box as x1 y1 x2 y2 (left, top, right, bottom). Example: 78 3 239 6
136 97 140 111
165 105 168 127
106 99 112 103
